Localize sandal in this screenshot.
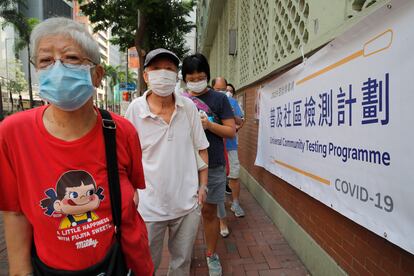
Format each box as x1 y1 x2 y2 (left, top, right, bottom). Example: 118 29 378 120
220 227 230 238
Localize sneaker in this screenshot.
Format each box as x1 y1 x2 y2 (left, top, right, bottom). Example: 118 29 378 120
231 203 245 217
225 184 232 195
206 253 222 276
220 226 230 238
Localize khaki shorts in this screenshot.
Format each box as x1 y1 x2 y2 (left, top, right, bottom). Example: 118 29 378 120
228 150 240 179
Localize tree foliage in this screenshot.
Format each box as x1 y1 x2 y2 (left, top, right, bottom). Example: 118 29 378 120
102 63 118 86
13 17 39 53
0 0 29 40
102 64 137 87
0 0 38 107
78 0 195 58
117 70 137 83
7 58 27 95
0 1 39 47
78 0 194 93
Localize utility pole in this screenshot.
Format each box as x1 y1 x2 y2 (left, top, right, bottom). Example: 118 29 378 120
27 44 33 108
126 49 129 84
5 38 13 113
126 48 130 101
0 78 4 120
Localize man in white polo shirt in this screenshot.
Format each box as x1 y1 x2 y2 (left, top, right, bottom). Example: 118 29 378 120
125 48 209 276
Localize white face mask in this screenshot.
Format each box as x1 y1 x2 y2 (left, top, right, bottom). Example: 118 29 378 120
147 69 177 97
186 79 208 93
226 91 233 98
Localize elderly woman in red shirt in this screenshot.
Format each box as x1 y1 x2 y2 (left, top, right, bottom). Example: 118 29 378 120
0 17 153 275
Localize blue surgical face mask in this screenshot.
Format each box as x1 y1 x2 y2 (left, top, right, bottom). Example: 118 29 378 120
39 60 95 111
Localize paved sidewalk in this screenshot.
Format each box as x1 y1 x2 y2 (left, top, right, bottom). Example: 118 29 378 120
156 184 309 276
0 216 7 276
0 184 309 276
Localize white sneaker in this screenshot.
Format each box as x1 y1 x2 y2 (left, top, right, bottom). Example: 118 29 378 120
206 253 222 276
231 203 245 217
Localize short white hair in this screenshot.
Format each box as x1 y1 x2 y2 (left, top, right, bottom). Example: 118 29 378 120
30 17 101 64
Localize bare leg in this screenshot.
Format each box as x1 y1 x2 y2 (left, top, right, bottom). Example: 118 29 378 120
229 178 245 217
202 202 219 253
229 178 240 203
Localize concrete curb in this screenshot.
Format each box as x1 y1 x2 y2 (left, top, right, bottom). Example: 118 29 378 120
240 166 347 276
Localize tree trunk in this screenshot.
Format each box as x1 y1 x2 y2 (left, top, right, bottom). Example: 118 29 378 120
27 45 34 108
135 46 145 96
135 12 147 95
9 88 13 113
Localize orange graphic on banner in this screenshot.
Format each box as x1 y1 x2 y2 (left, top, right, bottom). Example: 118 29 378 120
296 29 393 85
272 159 330 185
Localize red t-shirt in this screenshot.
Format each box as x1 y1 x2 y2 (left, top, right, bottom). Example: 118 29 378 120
0 106 154 275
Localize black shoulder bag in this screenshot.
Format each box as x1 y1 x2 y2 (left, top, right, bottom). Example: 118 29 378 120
32 109 131 276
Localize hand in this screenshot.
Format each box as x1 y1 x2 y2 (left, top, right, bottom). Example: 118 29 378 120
201 116 210 130
198 185 208 205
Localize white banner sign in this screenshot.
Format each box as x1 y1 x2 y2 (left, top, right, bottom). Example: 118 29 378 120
255 0 414 254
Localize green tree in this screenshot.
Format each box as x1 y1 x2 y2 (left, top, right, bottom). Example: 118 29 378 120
101 63 138 109
102 64 118 86
0 0 39 108
5 58 28 112
117 70 137 84
8 59 27 93
102 63 118 109
78 0 195 92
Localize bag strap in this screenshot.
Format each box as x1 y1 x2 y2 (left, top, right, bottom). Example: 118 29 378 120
182 100 196 145
99 108 122 242
183 91 220 123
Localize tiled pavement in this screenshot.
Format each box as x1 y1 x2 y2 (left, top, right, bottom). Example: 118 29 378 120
0 184 309 276
157 184 309 276
0 216 7 276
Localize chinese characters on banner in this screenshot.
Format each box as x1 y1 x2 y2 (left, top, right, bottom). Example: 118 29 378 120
255 0 414 254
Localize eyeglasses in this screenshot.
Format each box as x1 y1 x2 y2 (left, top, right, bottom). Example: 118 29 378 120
31 55 97 69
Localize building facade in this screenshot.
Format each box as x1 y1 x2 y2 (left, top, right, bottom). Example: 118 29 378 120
18 0 73 107
73 1 110 109
0 0 72 113
197 0 414 275
0 21 17 113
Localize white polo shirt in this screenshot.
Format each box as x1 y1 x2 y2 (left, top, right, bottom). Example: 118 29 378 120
125 91 209 221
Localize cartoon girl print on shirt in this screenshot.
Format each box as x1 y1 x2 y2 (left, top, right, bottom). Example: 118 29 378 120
40 170 104 229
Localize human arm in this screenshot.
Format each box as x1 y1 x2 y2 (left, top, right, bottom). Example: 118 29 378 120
197 149 208 204
201 94 236 138
126 130 146 190
119 186 154 276
232 98 244 130
3 211 33 276
236 117 244 132
234 116 243 126
185 98 210 203
0 125 33 275
201 117 236 138
122 123 154 275
124 103 146 191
